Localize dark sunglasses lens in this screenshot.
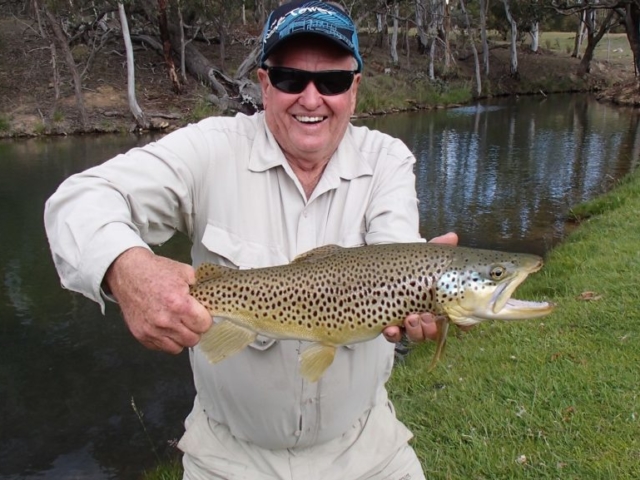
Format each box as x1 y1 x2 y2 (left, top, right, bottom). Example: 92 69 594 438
315 71 354 95
268 68 354 95
268 68 308 94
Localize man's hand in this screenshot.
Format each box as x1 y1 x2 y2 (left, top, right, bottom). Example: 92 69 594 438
105 247 212 354
382 232 459 344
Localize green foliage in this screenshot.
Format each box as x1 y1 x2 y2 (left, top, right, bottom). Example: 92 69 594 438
33 121 47 135
568 168 640 221
142 456 183 480
356 73 472 114
0 115 10 132
186 97 220 123
52 109 64 123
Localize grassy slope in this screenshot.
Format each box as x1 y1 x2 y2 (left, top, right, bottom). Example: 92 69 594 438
391 168 640 479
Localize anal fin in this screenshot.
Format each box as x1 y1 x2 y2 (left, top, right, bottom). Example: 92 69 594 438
299 343 337 382
199 319 257 364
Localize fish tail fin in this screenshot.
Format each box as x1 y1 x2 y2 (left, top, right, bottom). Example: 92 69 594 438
428 316 450 371
299 343 337 382
199 319 257 363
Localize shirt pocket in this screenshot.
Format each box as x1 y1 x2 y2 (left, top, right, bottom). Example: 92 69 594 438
200 223 288 351
201 223 288 269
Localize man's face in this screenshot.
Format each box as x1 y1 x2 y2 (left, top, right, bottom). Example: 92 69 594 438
258 38 361 165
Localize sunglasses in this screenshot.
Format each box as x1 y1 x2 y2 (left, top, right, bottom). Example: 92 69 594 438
264 66 356 96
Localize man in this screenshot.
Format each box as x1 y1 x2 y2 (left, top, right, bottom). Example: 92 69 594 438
45 1 457 478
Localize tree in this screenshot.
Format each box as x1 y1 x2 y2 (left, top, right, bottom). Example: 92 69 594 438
502 0 519 77
43 5 89 128
578 8 617 76
479 0 490 75
459 0 482 96
158 0 182 93
118 2 149 129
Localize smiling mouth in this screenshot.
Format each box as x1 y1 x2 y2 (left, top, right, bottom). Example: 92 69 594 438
294 115 326 124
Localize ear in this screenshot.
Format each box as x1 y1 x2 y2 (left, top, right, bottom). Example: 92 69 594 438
257 68 270 108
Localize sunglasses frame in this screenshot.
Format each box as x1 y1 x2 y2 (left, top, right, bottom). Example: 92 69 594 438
263 66 357 96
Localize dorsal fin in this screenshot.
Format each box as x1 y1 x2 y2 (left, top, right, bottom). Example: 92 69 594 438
292 244 345 264
195 262 228 283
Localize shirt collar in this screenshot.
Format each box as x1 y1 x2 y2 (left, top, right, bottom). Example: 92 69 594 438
248 113 373 181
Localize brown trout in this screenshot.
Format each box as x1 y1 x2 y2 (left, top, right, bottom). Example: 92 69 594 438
191 243 554 382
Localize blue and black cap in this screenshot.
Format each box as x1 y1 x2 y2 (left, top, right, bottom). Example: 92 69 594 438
260 0 363 73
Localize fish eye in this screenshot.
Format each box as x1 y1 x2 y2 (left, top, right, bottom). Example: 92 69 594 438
490 266 507 280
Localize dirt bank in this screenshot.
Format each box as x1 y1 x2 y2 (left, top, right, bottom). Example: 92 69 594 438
0 15 636 138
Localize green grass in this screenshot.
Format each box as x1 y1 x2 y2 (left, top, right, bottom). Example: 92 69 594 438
0 115 10 131
540 31 632 63
356 73 472 113
390 166 640 478
52 109 64 123
143 167 640 480
186 96 221 123
142 457 183 480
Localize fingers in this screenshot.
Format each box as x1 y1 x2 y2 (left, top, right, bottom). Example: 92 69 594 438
404 313 439 342
383 313 441 344
383 326 402 343
106 248 213 354
428 231 458 245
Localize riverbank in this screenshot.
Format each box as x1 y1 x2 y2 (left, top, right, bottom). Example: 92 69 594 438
0 14 637 138
390 166 640 478
141 161 640 479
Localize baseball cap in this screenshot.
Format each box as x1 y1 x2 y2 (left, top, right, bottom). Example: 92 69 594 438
260 0 363 73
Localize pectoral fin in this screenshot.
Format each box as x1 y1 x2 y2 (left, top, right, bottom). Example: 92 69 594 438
299 343 337 382
428 316 450 371
199 319 257 364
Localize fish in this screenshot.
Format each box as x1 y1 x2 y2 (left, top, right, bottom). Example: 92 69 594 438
191 243 555 382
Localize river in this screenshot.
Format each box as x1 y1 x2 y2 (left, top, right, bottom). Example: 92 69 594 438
0 94 638 479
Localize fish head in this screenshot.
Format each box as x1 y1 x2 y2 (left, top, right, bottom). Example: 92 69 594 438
435 248 554 327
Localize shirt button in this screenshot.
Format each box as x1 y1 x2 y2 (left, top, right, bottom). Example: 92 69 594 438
294 430 302 436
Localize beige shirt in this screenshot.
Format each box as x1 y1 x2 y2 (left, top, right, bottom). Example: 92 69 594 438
44 112 423 450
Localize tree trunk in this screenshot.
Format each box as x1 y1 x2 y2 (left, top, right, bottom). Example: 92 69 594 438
624 2 640 76
572 10 586 58
578 9 616 77
415 0 428 54
375 11 388 48
479 0 490 75
405 20 411 59
177 1 187 83
118 3 149 129
502 0 519 77
390 2 399 65
157 0 182 93
428 37 435 80
530 21 539 52
44 7 89 128
441 0 451 73
459 0 481 97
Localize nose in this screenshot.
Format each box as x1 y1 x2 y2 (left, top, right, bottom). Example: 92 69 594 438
297 80 324 110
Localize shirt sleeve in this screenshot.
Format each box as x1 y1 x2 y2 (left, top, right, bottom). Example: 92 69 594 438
364 138 424 245
43 123 210 312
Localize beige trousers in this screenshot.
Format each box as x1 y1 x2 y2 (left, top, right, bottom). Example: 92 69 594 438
179 399 425 480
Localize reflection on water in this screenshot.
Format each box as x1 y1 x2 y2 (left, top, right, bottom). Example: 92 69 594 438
358 94 640 254
1 95 638 479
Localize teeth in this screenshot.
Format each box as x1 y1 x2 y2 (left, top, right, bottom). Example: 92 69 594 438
295 116 324 123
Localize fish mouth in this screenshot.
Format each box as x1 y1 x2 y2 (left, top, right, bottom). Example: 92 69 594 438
489 260 554 319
